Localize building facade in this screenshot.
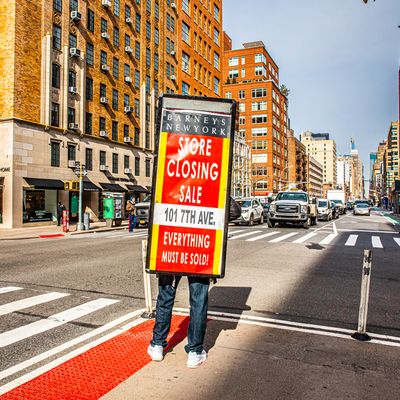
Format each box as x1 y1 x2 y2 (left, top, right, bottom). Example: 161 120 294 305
231 136 251 198
300 131 337 187
0 0 223 228
385 121 399 197
350 139 364 200
337 155 353 197
222 39 289 196
287 130 307 191
307 155 323 198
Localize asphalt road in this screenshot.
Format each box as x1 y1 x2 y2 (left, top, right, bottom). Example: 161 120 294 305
1 209 400 396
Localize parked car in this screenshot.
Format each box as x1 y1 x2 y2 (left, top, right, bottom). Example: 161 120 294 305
135 194 151 227
317 199 332 221
233 198 264 225
262 203 270 220
331 201 340 219
353 203 371 216
330 199 346 215
346 201 354 210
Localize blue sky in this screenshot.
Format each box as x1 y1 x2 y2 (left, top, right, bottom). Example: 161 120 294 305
223 0 400 174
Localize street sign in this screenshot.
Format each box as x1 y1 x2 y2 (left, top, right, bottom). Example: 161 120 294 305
146 95 236 278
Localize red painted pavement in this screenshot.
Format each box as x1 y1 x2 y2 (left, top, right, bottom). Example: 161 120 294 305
39 234 65 239
0 315 189 400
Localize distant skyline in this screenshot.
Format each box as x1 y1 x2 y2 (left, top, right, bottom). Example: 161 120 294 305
223 0 400 176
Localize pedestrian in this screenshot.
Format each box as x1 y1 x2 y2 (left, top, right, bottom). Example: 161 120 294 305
148 275 209 368
57 202 64 226
126 198 136 232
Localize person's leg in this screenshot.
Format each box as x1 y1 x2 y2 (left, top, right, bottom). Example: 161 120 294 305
128 215 133 232
151 275 181 348
132 215 137 231
185 277 209 354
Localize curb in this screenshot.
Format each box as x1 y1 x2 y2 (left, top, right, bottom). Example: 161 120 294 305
69 226 129 235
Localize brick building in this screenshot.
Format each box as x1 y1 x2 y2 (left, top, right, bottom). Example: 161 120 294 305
287 129 307 191
0 0 222 228
222 38 289 196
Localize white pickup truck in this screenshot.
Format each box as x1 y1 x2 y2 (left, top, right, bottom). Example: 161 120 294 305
267 190 317 229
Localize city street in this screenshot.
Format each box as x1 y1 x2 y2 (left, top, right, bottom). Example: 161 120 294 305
1 210 400 398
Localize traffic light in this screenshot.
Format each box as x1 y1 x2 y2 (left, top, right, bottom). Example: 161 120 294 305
64 180 80 191
64 181 70 190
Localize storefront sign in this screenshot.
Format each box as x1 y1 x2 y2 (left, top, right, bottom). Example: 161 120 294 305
0 167 10 172
146 95 236 278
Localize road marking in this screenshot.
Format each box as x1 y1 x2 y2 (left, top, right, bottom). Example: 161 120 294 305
0 309 145 381
319 233 337 245
292 232 318 244
230 230 262 240
0 287 22 294
0 298 119 348
345 234 358 247
371 236 383 248
337 229 397 234
228 229 245 235
269 232 298 243
246 231 281 242
0 292 69 316
332 222 338 235
394 238 400 247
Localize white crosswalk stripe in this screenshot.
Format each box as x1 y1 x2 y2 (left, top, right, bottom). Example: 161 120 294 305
292 232 318 244
319 233 338 245
269 232 298 243
0 287 22 294
0 292 69 316
345 234 358 247
246 231 281 242
394 238 400 247
0 298 119 348
372 236 383 248
230 230 263 240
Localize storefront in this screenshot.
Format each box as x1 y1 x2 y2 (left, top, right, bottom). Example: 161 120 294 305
125 185 149 203
391 180 400 214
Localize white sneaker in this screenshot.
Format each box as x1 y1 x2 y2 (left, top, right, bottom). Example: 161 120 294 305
187 350 207 368
147 344 164 361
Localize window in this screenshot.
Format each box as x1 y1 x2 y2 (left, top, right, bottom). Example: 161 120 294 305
146 75 150 93
85 148 93 171
53 25 61 50
86 77 93 100
113 26 119 47
146 0 151 12
124 94 130 107
54 0 62 13
114 0 120 16
67 144 76 161
182 81 190 96
135 13 141 32
145 159 151 177
228 57 238 66
134 127 140 145
69 33 77 49
228 69 238 79
182 0 189 14
155 2 159 19
70 0 78 12
124 124 129 138
182 52 189 73
112 89 118 110
154 53 159 71
124 34 131 47
166 13 175 33
112 153 118 173
154 28 159 45
255 53 266 63
213 27 219 45
86 42 94 66
239 90 245 99
252 88 267 98
252 101 267 111
51 141 60 167
255 65 266 76
225 92 232 99
239 116 245 125
146 48 151 68
85 113 92 135
112 121 118 141
87 9 95 32
135 41 140 59
112 58 119 78
252 114 267 124
68 70 76 88
52 63 60 88
252 127 267 137
100 50 107 66
134 99 140 117
135 157 140 175
67 107 75 124
239 103 245 112
101 18 108 34
241 68 245 78
125 5 131 20
214 4 219 20
252 140 267 150
182 21 190 43
99 117 106 132
146 21 151 40
154 79 159 95
124 63 130 78
100 83 107 98
213 77 220 95
124 155 129 169
51 103 59 127
100 151 106 167
135 70 140 88
213 52 219 69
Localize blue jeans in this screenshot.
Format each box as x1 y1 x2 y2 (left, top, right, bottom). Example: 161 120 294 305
128 214 136 232
151 275 210 354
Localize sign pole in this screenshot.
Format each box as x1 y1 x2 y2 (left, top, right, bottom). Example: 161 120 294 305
141 239 155 319
77 162 84 231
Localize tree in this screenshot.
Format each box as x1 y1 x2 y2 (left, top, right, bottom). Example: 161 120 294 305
280 84 290 97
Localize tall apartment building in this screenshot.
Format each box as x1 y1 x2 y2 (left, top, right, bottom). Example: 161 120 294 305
300 131 337 187
350 139 364 199
222 39 289 196
231 136 251 198
370 140 387 204
307 156 323 198
384 121 399 196
287 130 307 192
337 155 353 198
0 0 222 228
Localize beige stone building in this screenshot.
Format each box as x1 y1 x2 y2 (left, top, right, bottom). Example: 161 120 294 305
307 155 323 198
300 131 337 187
0 0 222 228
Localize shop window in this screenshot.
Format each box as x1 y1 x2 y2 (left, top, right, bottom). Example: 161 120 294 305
23 190 54 223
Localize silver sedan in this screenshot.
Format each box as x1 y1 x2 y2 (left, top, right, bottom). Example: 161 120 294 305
353 203 370 216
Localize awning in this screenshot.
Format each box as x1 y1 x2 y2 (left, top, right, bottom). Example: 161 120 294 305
83 179 101 192
100 183 127 192
24 178 64 189
0 177 4 187
125 185 149 193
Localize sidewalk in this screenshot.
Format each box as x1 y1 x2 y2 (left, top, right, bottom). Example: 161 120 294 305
0 220 129 240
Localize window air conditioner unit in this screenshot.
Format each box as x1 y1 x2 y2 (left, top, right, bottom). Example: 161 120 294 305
124 76 132 83
100 164 108 171
99 130 108 137
68 123 79 130
102 0 111 8
69 47 81 57
170 50 176 57
101 64 110 72
100 97 109 104
124 137 133 143
101 32 110 39
124 106 134 113
170 75 176 81
68 160 77 168
124 168 132 174
68 86 78 94
125 46 133 53
126 17 132 24
70 11 81 22
171 3 177 9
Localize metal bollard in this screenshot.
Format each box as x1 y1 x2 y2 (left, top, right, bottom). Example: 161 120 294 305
141 239 155 319
352 249 373 341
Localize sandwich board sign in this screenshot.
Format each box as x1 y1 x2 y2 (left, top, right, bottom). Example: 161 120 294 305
146 95 236 278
